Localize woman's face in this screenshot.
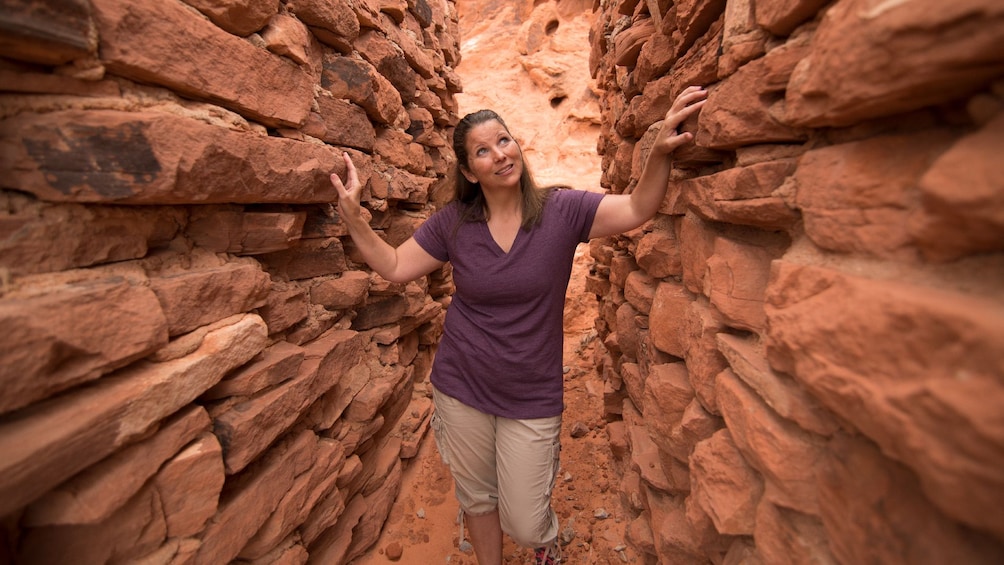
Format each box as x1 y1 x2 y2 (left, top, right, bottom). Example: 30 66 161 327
460 120 523 191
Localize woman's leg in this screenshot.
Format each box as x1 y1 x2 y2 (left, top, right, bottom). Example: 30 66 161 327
495 415 562 550
465 509 502 565
431 388 503 564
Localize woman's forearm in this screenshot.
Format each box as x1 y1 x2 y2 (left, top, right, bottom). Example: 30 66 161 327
630 148 674 222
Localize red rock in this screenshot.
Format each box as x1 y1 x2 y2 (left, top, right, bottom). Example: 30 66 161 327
784 0 1004 127
0 195 181 277
215 329 360 474
635 28 678 87
183 0 279 36
312 458 404 564
704 233 786 332
614 17 656 68
716 369 825 516
195 430 317 564
149 259 271 336
649 280 691 357
374 127 428 173
716 333 837 436
621 362 644 409
154 432 226 537
644 485 706 564
765 261 1004 538
817 433 1004 564
696 38 809 149
642 362 694 461
0 271 169 413
912 113 1004 261
202 341 306 400
623 401 673 492
793 130 955 259
300 485 348 546
753 0 829 36
0 110 343 205
17 475 168 564
385 540 404 561
753 498 835 565
322 53 406 126
356 30 420 102
682 298 729 414
0 313 266 518
718 0 767 76
23 405 210 526
673 398 724 462
257 283 309 334
262 13 319 68
344 365 408 423
636 226 682 278
384 22 436 80
187 209 308 256
91 0 312 127
310 270 371 310
665 205 706 282
682 159 800 230
239 438 345 559
689 429 762 535
258 238 348 281
287 0 360 52
315 96 377 151
673 0 726 56
0 0 96 65
624 269 657 314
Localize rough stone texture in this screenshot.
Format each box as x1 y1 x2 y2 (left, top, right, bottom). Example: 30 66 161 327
91 0 313 127
0 0 459 561
589 0 1004 560
0 110 345 205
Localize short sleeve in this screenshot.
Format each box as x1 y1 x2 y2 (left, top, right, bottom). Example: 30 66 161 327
412 204 456 262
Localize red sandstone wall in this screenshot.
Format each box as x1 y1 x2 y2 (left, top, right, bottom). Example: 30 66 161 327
588 0 1004 563
0 1 460 563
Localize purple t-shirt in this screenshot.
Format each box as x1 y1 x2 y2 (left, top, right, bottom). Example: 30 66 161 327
414 188 604 419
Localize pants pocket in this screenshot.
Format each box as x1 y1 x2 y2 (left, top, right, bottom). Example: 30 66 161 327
545 437 561 497
430 411 452 467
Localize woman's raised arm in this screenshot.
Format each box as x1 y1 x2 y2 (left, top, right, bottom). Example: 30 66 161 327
589 85 707 239
330 152 445 283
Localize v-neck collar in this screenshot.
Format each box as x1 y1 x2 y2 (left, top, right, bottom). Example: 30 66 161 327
483 221 521 255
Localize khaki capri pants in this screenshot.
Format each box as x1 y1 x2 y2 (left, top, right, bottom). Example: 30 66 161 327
431 387 562 548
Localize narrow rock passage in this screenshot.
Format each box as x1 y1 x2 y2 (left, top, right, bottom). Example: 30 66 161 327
350 244 636 564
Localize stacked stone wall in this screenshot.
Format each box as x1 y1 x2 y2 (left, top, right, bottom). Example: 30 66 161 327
587 0 1004 563
0 0 461 563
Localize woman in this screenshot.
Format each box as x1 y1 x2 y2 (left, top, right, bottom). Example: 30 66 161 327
330 85 707 565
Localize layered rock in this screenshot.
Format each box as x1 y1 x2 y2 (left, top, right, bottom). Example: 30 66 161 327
588 0 1004 563
0 0 459 563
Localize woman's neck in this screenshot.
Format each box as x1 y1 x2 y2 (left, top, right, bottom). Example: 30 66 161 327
482 188 522 220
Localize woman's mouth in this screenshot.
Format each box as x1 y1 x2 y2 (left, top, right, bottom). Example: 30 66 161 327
496 164 514 176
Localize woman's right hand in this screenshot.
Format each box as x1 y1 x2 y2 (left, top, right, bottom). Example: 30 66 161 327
651 85 707 157
330 152 362 220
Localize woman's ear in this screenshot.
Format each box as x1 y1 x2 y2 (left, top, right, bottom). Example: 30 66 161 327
460 166 478 184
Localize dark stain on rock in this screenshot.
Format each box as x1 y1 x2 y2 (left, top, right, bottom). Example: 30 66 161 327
23 121 161 200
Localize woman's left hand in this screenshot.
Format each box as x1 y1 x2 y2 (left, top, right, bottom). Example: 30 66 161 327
651 85 708 156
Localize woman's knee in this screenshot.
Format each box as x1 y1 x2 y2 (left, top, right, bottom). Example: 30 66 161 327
501 507 558 548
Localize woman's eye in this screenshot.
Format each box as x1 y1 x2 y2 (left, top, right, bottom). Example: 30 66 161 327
499 137 510 146
476 148 487 156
